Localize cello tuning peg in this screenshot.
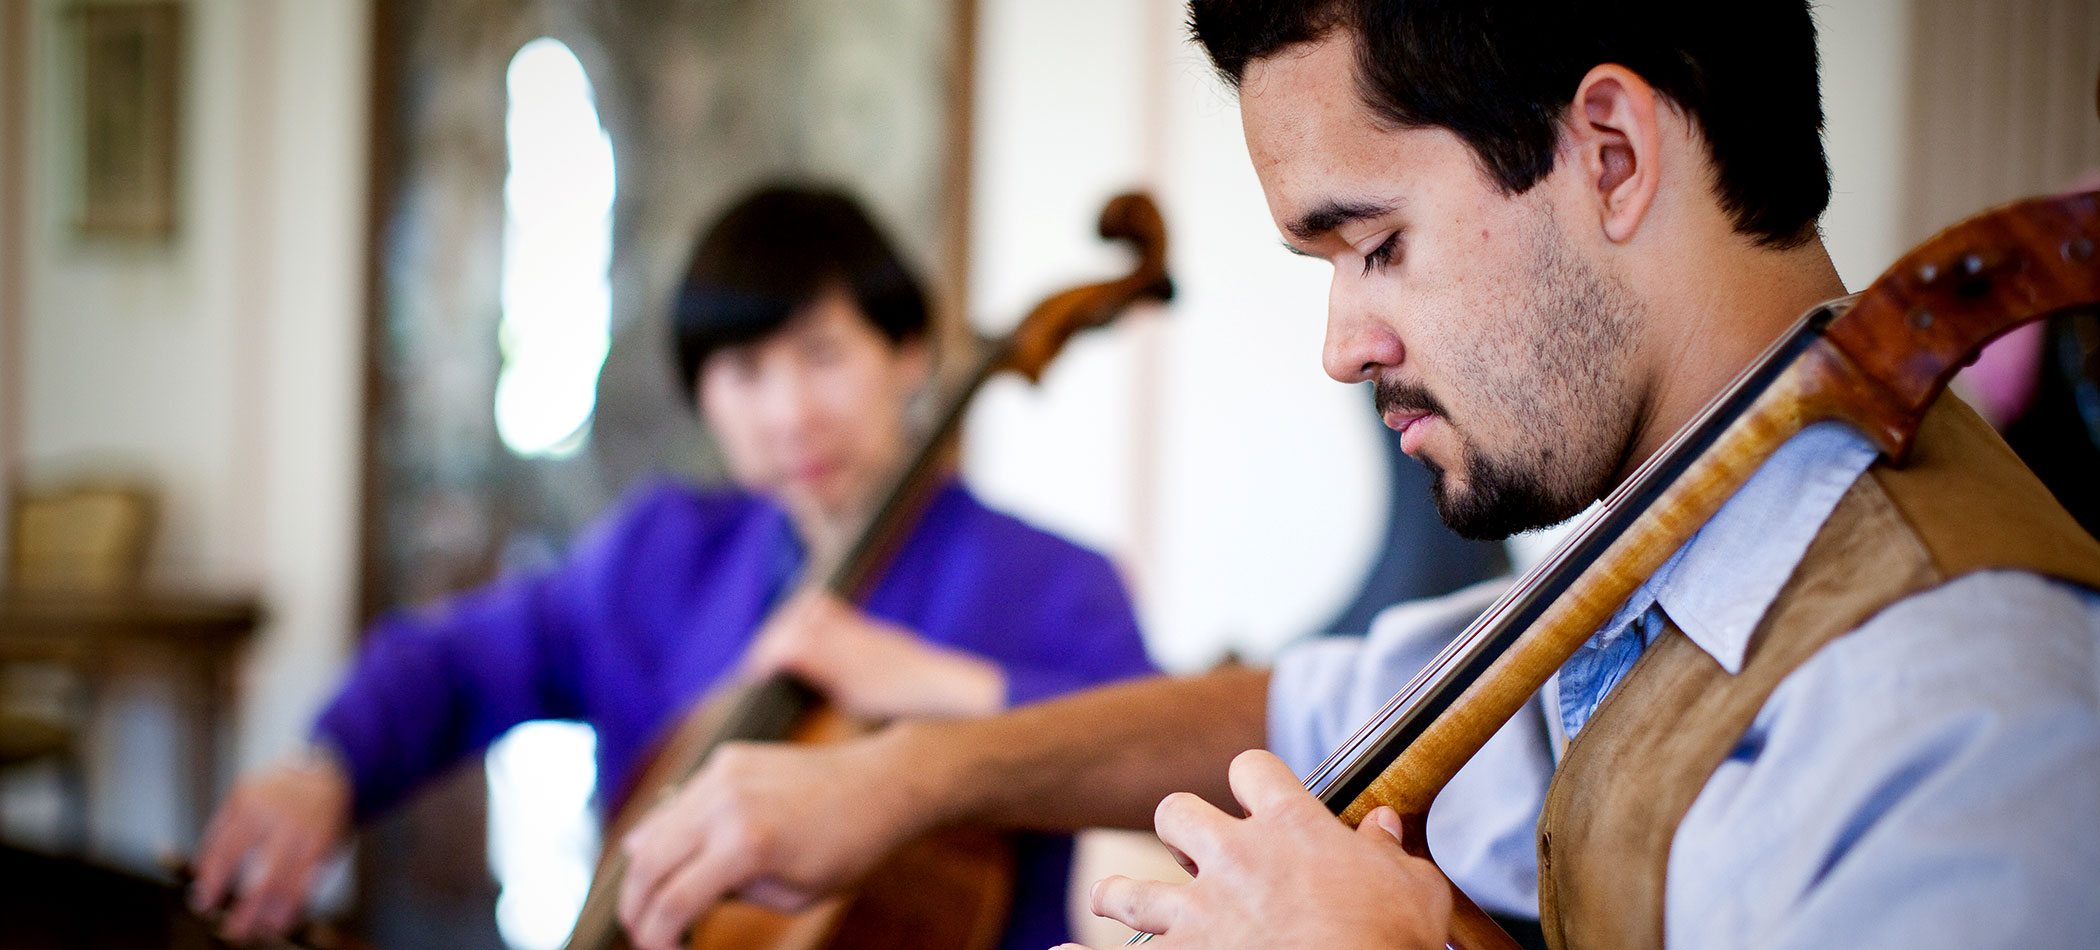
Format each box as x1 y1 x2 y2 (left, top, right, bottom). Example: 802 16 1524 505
1942 248 2008 277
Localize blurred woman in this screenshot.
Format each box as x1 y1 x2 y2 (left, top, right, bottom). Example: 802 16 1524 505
190 185 1154 950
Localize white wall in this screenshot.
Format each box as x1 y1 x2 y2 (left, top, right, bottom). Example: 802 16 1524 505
0 0 24 511
6 0 368 860
1817 0 1916 290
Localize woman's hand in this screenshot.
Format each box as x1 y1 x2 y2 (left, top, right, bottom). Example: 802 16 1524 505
743 590 1005 719
1061 750 1452 950
188 747 353 942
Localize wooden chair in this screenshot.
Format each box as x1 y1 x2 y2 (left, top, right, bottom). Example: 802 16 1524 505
1 482 158 844
9 484 157 595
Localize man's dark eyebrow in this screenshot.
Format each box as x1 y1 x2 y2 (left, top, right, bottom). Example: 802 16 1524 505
1284 199 1399 243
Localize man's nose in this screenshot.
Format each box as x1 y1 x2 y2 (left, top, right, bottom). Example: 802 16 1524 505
1322 275 1404 384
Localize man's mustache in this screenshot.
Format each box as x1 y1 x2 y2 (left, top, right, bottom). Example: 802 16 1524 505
1373 379 1447 420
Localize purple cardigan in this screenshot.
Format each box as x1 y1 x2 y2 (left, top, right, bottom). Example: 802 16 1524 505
315 479 1153 949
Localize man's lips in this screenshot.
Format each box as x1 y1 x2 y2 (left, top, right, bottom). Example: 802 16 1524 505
1383 410 1435 455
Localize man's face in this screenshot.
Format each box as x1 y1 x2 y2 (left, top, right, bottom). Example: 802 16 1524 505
698 288 927 531
1240 34 1644 539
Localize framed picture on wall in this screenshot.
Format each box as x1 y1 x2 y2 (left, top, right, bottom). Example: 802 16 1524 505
77 2 182 238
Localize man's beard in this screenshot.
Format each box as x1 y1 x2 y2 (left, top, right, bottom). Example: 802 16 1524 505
1374 379 1577 540
1374 213 1641 542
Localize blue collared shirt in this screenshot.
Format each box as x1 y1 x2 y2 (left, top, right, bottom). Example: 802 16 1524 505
1271 421 2100 946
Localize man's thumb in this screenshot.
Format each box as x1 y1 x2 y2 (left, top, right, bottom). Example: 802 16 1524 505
1360 805 1406 845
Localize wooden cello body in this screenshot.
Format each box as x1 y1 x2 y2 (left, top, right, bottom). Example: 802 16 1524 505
563 193 1173 950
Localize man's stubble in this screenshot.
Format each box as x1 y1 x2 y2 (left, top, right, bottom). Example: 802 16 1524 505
1378 206 1644 541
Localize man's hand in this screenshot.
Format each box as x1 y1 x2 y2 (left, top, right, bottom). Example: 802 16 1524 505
615 730 932 950
188 749 353 942
743 590 1005 719
1062 750 1452 950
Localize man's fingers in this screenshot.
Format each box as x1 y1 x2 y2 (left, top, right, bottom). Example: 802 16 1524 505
1151 791 1234 873
1089 874 1184 935
625 843 743 950
619 777 754 948
1359 805 1407 846
1225 749 1313 816
617 802 708 930
739 877 818 913
1163 840 1199 878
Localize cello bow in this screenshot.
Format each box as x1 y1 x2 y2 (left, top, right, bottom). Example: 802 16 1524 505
563 192 1172 950
1268 190 2100 950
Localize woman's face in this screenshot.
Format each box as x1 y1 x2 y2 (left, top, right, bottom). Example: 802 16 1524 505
698 288 929 532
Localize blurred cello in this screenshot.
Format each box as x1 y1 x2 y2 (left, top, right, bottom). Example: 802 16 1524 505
565 192 1173 950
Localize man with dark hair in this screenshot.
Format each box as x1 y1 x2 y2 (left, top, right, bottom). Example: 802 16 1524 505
189 184 1155 950
612 5 2100 949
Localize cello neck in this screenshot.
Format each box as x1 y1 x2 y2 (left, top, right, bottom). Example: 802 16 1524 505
823 190 1172 600
819 334 1018 600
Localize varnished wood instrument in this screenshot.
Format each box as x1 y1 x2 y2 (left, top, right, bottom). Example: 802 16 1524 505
1284 191 2100 949
564 192 1173 950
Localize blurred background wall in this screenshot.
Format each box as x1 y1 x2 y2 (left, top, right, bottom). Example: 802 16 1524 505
0 0 368 857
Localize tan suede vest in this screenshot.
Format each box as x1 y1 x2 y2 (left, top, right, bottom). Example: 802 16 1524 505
1535 397 2100 950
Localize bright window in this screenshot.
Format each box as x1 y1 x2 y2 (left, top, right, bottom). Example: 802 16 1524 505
487 39 613 950
487 720 599 950
494 37 615 458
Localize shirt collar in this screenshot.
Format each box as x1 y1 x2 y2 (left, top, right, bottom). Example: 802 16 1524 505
1600 421 1879 674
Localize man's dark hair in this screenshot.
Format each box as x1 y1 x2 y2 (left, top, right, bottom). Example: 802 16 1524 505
1189 0 1830 248
671 184 929 401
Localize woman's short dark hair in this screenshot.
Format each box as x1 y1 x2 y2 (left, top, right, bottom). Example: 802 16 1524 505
1188 0 1830 249
671 184 929 401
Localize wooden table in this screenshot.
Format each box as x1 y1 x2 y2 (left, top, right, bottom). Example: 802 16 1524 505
0 590 262 837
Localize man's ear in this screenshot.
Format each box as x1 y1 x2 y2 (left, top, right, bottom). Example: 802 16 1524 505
1568 64 1663 244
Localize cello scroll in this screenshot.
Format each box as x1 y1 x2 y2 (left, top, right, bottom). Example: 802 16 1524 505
999 193 1174 383
1821 191 2100 459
